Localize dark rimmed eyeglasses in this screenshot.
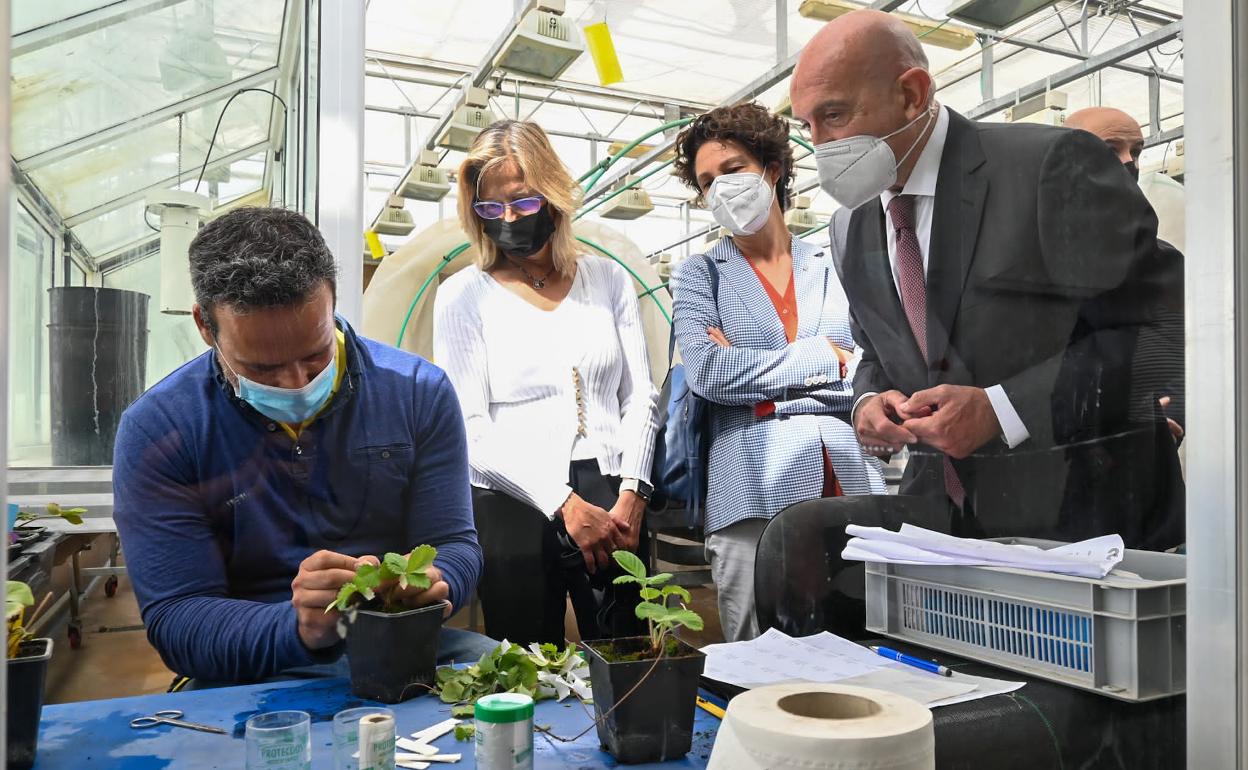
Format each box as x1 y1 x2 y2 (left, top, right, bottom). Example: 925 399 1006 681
472 195 545 220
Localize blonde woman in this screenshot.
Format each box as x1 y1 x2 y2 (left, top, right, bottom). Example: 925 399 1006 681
433 120 659 646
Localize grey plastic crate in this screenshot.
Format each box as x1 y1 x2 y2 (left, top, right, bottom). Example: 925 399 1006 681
864 538 1185 701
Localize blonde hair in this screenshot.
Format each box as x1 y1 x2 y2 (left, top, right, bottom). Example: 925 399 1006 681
456 120 581 276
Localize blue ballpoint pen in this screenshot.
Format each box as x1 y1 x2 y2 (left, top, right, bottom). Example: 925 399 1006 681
870 646 953 677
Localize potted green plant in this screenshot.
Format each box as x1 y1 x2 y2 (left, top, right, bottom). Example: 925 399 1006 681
7 580 53 770
582 551 706 764
327 545 445 703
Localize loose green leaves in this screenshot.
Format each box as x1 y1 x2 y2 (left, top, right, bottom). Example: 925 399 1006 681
15 503 86 526
451 703 475 718
454 723 476 741
433 641 589 706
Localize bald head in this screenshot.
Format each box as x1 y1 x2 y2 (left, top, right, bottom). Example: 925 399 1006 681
1066 107 1144 166
801 9 929 81
790 10 937 189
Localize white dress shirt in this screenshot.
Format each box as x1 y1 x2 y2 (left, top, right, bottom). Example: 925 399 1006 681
876 105 1030 449
433 256 660 518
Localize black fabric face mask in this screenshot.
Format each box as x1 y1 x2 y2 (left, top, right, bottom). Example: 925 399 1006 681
481 206 557 259
1124 160 1140 182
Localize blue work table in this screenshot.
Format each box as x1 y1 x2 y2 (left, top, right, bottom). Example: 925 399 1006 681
33 677 721 769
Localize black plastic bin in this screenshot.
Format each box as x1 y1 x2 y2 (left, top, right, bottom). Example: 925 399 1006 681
49 287 149 466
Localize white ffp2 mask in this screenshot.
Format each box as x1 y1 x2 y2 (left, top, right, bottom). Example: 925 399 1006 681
814 106 936 210
707 172 775 236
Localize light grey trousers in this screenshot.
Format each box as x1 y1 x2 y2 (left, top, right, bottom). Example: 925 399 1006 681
704 517 770 642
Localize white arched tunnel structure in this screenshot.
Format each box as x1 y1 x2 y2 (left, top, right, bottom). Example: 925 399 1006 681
361 219 674 386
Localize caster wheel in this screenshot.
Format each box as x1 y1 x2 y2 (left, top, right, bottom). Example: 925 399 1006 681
68 625 82 650
105 575 119 598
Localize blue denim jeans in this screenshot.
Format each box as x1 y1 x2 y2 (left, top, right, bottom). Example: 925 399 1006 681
180 627 498 691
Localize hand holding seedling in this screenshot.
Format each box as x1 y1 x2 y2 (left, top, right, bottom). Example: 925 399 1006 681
292 550 369 650
325 545 446 615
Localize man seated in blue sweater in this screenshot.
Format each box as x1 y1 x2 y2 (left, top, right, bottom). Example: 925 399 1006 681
113 207 495 686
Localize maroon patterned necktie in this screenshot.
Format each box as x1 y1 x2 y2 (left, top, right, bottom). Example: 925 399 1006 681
887 194 966 508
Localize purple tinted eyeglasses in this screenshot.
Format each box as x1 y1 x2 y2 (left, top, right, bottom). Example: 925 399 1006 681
472 195 544 220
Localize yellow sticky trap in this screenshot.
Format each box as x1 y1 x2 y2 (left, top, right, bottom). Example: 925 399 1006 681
583 22 623 86
364 230 386 260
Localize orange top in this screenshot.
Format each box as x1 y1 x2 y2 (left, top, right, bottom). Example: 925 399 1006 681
747 260 798 343
746 260 842 497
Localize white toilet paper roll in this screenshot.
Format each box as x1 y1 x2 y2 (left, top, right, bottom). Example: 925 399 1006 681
707 683 934 770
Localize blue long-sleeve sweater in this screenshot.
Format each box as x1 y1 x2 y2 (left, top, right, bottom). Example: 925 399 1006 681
113 319 482 683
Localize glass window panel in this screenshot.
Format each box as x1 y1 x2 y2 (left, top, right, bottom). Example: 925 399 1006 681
29 89 273 220
70 200 157 256
70 151 267 257
101 254 204 390
11 0 287 159
12 0 116 36
8 200 54 465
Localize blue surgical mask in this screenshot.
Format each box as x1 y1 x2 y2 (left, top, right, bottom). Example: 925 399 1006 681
218 349 337 424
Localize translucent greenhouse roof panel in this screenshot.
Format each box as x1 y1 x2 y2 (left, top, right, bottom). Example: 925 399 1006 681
31 88 275 225
556 0 783 104
70 150 267 257
366 0 505 68
11 0 287 163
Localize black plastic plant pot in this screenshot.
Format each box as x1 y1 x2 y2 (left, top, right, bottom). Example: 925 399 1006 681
582 636 706 765
7 638 53 770
345 603 444 704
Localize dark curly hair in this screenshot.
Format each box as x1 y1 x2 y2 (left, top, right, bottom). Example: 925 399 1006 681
674 102 795 211
189 207 337 334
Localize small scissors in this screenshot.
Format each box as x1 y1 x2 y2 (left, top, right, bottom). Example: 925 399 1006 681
130 709 227 735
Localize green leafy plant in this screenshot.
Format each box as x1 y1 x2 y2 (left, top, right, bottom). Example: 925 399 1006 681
454 723 476 742
17 503 86 526
611 550 703 656
434 641 590 706
325 544 437 614
7 581 34 658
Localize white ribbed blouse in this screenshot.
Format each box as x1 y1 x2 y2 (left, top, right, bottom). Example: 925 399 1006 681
433 255 659 518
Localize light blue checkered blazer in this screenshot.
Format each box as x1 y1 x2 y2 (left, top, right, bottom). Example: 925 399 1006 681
670 236 886 535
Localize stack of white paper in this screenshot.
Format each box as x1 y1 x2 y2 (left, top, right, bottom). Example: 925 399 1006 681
702 629 1023 708
842 524 1125 579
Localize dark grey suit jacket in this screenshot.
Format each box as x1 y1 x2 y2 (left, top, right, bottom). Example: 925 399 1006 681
830 109 1183 549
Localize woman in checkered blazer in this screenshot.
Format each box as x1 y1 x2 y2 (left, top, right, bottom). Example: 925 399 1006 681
670 105 886 642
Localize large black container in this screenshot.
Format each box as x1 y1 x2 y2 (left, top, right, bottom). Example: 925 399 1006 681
345 603 444 703
583 636 706 764
7 638 53 770
49 287 149 466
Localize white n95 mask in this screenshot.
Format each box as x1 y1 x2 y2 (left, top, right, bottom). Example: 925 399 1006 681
708 172 775 236
814 106 936 210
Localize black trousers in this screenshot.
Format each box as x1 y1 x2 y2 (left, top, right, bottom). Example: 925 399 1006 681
472 460 650 646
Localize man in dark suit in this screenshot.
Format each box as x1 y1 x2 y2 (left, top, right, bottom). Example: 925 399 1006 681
790 10 1183 548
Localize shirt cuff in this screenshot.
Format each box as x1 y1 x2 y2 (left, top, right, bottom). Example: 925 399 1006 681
985 384 1030 449
539 484 575 521
850 391 879 427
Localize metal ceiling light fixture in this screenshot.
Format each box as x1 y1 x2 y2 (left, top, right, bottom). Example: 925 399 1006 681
372 195 416 236
494 0 585 80
435 87 497 151
397 150 452 201
946 0 1061 31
